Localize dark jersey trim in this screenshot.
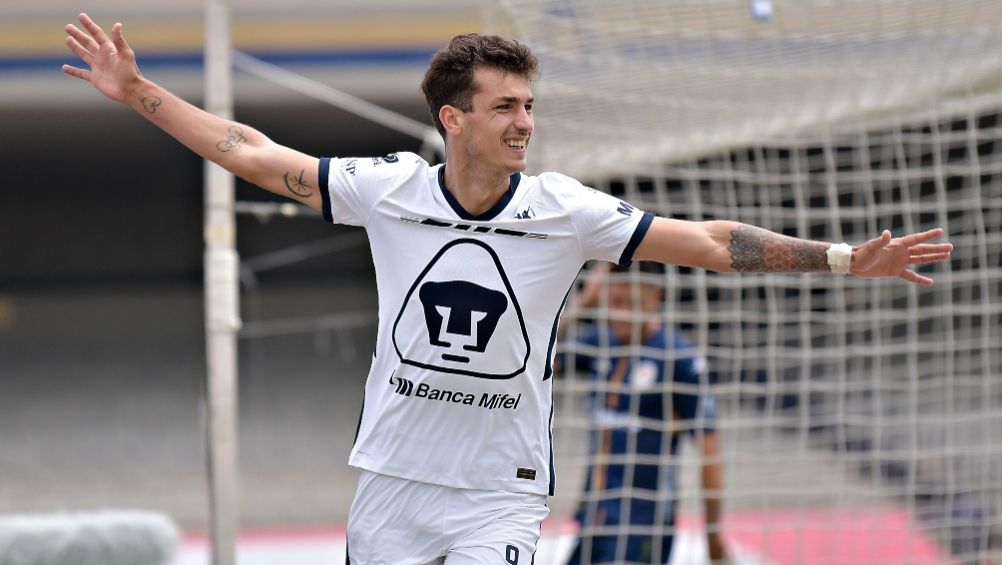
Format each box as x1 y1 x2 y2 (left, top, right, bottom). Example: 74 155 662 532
618 211 655 267
319 157 333 223
544 286 574 495
437 166 521 221
548 401 556 496
543 284 575 382
351 389 366 448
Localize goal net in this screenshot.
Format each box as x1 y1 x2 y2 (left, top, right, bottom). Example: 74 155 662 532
487 1 1002 563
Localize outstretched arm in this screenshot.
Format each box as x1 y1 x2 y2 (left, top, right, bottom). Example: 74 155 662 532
62 13 322 211
634 218 953 286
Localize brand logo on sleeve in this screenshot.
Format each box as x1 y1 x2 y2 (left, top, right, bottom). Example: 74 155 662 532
616 201 635 217
372 153 400 166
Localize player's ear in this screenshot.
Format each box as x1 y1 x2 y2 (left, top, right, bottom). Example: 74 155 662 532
440 105 463 136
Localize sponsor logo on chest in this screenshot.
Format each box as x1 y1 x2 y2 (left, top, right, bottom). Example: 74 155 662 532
391 374 521 411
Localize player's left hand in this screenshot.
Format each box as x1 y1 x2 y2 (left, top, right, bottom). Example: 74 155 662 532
850 227 953 286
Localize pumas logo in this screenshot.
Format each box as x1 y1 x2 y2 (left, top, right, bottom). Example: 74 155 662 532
392 239 530 379
420 281 506 360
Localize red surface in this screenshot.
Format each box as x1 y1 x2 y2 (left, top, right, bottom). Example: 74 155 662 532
685 507 953 565
183 507 953 564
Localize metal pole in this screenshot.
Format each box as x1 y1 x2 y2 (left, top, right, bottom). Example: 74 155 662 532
203 0 239 563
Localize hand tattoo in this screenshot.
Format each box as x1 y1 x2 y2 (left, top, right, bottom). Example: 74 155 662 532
728 225 828 272
216 126 248 152
139 96 162 114
283 169 313 197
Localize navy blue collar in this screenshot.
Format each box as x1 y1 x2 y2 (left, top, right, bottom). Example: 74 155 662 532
437 166 521 221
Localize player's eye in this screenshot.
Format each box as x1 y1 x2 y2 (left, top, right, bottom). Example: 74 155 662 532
525 104 533 112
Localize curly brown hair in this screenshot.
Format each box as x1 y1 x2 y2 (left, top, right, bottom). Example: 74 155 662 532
420 33 539 139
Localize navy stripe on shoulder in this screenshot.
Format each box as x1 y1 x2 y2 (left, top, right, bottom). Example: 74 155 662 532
543 285 574 382
618 211 655 267
318 157 333 223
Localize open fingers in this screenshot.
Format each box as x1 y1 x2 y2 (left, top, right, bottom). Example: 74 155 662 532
858 229 890 253
899 269 934 286
111 22 129 52
65 23 99 53
77 13 112 47
897 227 945 246
909 252 953 265
65 35 94 65
61 64 91 81
909 242 954 255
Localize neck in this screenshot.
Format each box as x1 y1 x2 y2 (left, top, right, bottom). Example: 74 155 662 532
443 156 513 217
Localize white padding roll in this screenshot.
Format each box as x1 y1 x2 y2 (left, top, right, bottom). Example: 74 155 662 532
0 510 178 565
826 242 853 275
206 247 242 331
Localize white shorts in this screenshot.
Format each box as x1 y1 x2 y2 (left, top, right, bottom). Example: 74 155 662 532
346 470 549 565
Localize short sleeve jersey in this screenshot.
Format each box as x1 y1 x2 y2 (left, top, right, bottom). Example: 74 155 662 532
319 152 653 495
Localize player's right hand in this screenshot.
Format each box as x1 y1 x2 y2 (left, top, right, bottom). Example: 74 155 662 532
62 13 142 104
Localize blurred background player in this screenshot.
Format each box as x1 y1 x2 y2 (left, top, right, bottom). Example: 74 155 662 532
560 262 727 564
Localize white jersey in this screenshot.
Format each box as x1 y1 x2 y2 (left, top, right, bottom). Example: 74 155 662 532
320 151 653 496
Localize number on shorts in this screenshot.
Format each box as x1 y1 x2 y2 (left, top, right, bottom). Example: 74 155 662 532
505 544 519 564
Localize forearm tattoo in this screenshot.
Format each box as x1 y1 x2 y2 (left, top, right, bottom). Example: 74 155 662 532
283 169 313 197
216 126 248 152
139 96 162 114
728 225 828 272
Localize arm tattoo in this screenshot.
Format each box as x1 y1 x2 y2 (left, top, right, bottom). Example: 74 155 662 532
139 96 162 114
283 169 314 197
216 126 248 152
728 225 828 272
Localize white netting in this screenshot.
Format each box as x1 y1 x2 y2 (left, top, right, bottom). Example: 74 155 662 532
488 1 1002 563
493 0 1002 182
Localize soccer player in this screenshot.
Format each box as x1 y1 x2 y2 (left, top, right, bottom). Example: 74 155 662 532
62 14 953 564
560 262 726 564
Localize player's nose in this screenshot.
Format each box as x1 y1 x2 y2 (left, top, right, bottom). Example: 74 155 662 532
513 107 533 132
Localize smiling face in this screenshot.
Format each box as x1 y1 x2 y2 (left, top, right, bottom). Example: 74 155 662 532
451 66 534 177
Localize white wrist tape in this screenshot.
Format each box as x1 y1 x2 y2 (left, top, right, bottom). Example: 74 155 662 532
826 242 853 274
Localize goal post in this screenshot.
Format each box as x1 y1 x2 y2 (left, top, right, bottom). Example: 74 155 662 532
203 0 239 564
487 1 1002 563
